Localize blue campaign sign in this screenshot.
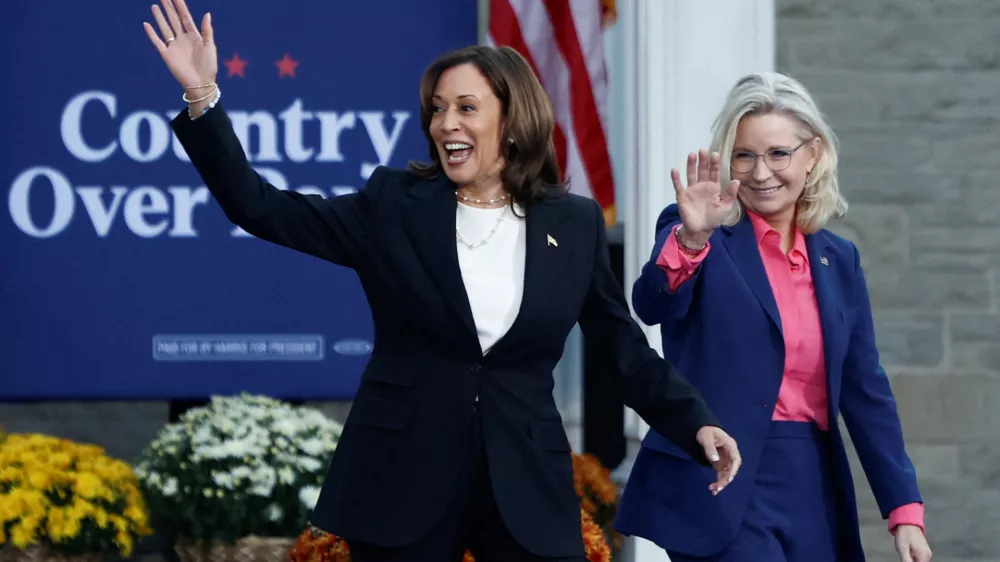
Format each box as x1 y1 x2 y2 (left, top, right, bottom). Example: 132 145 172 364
2 0 477 400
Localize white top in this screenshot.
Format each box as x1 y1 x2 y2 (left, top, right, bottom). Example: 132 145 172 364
455 202 526 355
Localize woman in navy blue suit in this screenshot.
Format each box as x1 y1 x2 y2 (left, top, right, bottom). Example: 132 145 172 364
614 73 932 562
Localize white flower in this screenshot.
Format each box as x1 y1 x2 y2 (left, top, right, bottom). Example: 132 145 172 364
212 471 237 490
299 409 333 429
143 471 163 487
248 466 277 497
299 486 321 509
219 420 236 436
266 504 284 522
277 466 296 485
162 477 178 497
191 425 216 447
298 438 325 457
136 392 344 529
297 456 323 473
220 440 249 458
273 418 300 437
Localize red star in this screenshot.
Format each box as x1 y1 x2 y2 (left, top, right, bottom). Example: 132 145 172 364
275 53 300 78
224 52 248 78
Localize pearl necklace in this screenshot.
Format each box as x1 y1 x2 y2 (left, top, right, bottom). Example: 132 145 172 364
456 190 509 206
456 204 508 250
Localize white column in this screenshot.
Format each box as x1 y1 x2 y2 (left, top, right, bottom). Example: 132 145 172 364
614 1 774 560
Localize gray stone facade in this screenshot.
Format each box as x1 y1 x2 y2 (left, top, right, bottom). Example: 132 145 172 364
778 0 1000 560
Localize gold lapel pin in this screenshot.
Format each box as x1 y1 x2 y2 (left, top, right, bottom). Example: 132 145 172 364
820 256 829 266
547 234 558 247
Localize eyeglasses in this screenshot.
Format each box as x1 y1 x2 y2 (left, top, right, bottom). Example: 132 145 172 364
730 139 812 174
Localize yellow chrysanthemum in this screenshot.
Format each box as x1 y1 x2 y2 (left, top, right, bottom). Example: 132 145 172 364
124 504 148 528
73 471 105 500
46 507 82 542
0 432 151 558
0 465 22 483
10 515 41 548
0 493 20 523
16 450 39 467
67 497 95 522
110 514 129 535
114 530 134 554
95 507 111 529
50 451 73 469
27 469 52 490
2 488 48 521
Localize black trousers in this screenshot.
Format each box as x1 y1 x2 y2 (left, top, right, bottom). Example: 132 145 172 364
348 409 588 562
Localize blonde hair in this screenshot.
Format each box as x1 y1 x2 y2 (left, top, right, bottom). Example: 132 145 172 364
711 72 847 233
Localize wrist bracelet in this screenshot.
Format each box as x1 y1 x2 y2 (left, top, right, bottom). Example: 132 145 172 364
183 84 218 103
676 226 708 253
187 86 222 120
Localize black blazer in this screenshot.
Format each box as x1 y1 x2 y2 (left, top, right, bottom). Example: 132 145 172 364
171 104 720 558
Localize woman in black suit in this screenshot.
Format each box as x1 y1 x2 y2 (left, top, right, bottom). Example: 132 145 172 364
143 1 741 560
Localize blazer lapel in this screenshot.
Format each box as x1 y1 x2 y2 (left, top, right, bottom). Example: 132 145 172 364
517 200 555 325
720 217 782 333
399 175 478 341
805 233 843 415
487 198 568 357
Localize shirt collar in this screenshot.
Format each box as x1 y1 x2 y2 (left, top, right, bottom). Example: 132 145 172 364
746 211 808 257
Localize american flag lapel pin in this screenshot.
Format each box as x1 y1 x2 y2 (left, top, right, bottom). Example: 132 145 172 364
547 234 558 247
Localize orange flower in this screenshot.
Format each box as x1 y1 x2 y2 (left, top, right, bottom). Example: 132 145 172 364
580 508 612 562
289 528 352 562
290 509 611 562
572 453 618 511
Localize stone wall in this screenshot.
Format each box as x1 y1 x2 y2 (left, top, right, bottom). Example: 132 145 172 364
777 0 1000 560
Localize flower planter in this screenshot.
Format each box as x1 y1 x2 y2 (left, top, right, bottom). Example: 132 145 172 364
0 433 152 562
173 535 297 562
136 394 343 553
0 546 103 562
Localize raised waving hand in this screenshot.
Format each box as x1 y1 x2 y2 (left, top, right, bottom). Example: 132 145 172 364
142 0 218 112
672 150 741 247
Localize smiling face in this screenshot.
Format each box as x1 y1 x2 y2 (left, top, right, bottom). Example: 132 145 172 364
428 63 506 189
731 112 819 228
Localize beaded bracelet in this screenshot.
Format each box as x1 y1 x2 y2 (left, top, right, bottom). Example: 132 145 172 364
675 226 708 254
187 86 221 120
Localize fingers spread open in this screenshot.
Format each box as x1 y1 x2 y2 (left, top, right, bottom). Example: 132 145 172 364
161 0 185 38
151 5 175 41
173 0 201 37
143 21 167 55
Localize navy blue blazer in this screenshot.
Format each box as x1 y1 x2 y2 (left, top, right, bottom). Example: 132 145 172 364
614 204 922 560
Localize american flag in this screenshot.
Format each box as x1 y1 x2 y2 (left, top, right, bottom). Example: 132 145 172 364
486 0 617 225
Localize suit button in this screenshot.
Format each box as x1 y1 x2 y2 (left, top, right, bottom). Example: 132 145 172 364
470 364 481 373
